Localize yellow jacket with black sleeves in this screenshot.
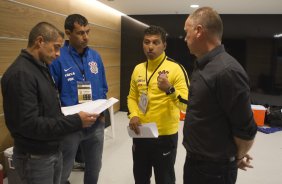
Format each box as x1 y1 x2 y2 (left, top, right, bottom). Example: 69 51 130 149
127 52 189 136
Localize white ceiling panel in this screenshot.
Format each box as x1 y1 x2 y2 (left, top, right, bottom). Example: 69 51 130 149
97 0 282 15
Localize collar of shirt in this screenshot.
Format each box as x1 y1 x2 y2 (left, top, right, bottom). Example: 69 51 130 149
147 52 166 69
196 45 225 69
22 49 48 69
64 40 89 57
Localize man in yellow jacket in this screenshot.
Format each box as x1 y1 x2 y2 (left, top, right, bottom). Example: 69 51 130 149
127 25 189 184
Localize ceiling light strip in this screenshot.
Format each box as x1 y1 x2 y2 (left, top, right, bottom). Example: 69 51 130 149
7 0 120 32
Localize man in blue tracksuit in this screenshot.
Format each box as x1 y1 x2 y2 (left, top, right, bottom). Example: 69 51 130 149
49 14 108 184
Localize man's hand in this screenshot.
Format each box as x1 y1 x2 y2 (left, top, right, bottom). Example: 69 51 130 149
129 116 141 134
237 154 254 171
157 74 171 92
78 111 99 128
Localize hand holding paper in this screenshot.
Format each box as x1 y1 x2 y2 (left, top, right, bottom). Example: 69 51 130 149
61 97 119 115
78 111 99 128
127 122 159 138
129 116 141 134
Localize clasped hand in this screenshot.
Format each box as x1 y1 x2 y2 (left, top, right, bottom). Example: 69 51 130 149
157 74 171 92
237 154 254 171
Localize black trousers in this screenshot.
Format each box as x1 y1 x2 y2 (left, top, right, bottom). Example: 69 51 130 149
132 133 178 184
183 155 238 184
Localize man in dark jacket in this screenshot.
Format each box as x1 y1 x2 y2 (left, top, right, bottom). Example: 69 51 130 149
183 7 257 184
1 22 99 184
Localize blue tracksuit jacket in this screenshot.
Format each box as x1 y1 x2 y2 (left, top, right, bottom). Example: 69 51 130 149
49 41 108 107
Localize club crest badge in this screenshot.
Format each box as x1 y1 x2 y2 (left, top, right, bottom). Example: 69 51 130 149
89 61 98 74
158 70 169 75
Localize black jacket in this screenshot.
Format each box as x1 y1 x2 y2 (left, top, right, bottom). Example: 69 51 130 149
1 50 82 154
183 45 257 159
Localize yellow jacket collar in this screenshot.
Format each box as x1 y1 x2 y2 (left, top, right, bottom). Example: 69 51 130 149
147 52 166 68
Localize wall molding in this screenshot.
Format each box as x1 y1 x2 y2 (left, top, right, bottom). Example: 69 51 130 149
0 36 28 41
90 44 120 49
0 38 120 49
7 0 120 32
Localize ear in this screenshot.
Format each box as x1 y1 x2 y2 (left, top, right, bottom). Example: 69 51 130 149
195 25 204 38
35 36 44 48
163 42 167 50
65 29 71 39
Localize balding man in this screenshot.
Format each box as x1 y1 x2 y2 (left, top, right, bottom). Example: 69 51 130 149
182 7 257 184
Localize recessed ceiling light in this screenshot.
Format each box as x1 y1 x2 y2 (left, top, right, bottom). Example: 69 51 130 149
274 33 282 38
190 4 199 8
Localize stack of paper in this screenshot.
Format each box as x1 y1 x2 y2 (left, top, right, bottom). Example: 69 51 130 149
61 97 119 115
127 122 159 138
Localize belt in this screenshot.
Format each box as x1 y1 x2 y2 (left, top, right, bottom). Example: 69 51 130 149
187 152 235 163
14 148 57 159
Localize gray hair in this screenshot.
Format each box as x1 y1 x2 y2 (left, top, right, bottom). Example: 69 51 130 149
189 7 223 40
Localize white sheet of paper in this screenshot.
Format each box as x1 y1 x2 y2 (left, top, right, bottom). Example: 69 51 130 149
61 97 119 115
127 122 159 138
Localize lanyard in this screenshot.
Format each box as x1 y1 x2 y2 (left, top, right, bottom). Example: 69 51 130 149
146 55 166 87
68 48 86 80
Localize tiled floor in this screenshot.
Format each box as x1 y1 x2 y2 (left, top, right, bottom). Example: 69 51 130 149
4 111 282 184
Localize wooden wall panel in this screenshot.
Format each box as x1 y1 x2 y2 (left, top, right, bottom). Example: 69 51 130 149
105 66 120 111
0 86 3 114
0 152 4 172
107 83 120 111
0 63 12 77
0 0 121 109
69 0 121 30
0 40 27 74
0 0 65 38
93 47 121 68
0 116 14 152
88 26 121 48
16 0 71 15
105 66 120 86
15 0 121 31
0 0 122 160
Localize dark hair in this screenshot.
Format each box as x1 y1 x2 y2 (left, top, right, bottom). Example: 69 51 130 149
144 25 167 43
65 14 88 32
28 22 64 47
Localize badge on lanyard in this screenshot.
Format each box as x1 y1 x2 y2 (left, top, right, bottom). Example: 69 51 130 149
77 81 92 103
138 91 149 114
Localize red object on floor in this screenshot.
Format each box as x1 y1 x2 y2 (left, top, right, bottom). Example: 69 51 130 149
180 111 186 121
251 105 266 126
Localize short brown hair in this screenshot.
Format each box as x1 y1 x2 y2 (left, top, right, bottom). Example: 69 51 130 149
28 22 64 47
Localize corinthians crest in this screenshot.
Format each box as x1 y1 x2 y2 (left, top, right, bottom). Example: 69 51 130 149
89 61 98 74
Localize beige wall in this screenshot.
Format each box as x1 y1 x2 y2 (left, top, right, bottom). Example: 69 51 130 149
0 0 121 167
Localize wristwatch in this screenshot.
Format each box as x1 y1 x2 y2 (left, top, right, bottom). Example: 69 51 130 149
166 86 175 95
